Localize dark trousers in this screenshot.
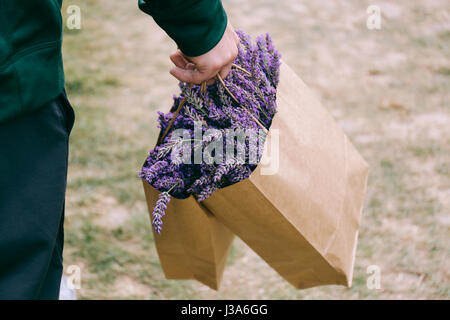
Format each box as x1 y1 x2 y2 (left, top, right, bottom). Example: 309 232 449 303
0 92 74 299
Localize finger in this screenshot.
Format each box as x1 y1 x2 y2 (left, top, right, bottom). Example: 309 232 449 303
169 50 190 69
185 62 196 70
231 29 239 44
218 62 232 80
170 66 207 84
206 78 216 86
227 39 239 65
203 62 233 86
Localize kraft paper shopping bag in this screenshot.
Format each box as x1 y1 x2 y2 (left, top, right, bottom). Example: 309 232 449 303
201 62 369 289
143 181 234 290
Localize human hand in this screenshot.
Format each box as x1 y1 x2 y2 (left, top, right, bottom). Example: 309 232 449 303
169 21 239 85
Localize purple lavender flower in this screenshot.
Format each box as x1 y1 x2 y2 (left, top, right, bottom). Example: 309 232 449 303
140 30 281 233
213 162 236 183
152 192 171 234
197 184 218 201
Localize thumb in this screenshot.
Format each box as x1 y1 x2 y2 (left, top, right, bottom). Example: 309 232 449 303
170 50 195 69
170 66 203 84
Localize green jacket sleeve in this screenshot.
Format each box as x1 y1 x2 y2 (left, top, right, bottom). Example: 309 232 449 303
138 0 227 57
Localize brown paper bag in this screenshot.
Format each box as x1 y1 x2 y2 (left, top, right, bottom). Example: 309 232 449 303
201 62 369 289
143 181 234 290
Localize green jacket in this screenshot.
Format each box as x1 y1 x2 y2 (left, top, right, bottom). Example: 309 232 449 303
0 0 227 124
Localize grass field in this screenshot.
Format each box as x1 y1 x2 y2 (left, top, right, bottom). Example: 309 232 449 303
61 0 449 299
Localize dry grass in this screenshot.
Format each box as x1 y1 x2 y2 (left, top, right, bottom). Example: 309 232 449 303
62 0 449 299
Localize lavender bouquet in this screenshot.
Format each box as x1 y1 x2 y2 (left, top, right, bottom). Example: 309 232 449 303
140 31 281 234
